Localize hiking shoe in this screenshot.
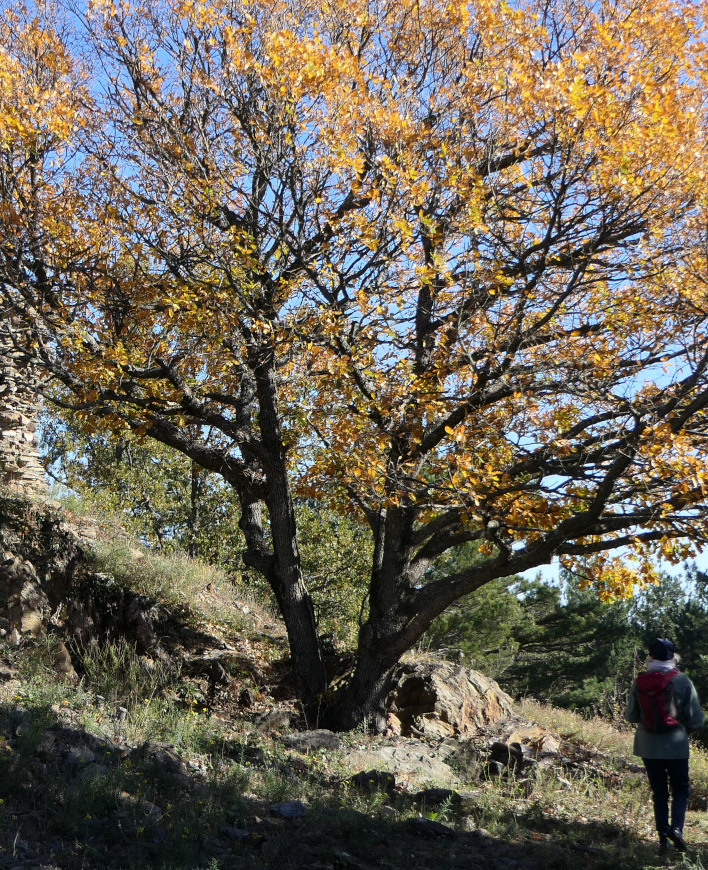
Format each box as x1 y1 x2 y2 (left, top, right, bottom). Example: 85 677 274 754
667 828 688 852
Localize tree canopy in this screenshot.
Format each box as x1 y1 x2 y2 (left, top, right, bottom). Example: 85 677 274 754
2 0 708 728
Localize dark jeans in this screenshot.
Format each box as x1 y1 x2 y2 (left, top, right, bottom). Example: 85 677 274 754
643 758 690 836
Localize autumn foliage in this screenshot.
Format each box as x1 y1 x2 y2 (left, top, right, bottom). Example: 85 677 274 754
2 0 708 727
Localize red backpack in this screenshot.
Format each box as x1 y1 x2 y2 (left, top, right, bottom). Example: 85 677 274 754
636 669 681 733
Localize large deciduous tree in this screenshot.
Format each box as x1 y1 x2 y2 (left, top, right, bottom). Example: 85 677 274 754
2 0 708 729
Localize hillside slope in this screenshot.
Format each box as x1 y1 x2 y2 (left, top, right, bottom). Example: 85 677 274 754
0 499 707 869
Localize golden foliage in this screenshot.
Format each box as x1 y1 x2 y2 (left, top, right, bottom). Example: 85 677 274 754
3 0 708 596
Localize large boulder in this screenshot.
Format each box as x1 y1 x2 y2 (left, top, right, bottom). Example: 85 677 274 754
386 659 513 739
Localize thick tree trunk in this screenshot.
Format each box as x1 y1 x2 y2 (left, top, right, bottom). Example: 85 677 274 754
253 349 327 714
324 506 432 732
322 636 395 732
0 314 48 497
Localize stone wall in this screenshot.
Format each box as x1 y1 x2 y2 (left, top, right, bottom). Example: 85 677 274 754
0 494 161 652
0 313 48 496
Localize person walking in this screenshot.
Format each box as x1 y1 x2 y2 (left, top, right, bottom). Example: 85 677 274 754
625 638 705 852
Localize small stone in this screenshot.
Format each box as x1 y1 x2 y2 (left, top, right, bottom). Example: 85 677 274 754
65 746 97 766
51 641 77 679
269 800 308 820
282 729 343 752
136 741 189 777
218 825 252 840
35 734 58 763
151 826 167 844
406 817 454 839
140 799 163 818
256 710 291 733
238 687 254 707
348 769 396 795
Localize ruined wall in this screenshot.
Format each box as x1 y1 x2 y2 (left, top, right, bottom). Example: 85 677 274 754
0 494 162 653
0 313 48 496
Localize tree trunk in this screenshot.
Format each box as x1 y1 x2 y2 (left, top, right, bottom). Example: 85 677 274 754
0 313 48 497
324 506 431 732
253 349 328 714
322 636 395 732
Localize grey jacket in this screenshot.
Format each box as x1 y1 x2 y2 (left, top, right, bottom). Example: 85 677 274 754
625 671 705 759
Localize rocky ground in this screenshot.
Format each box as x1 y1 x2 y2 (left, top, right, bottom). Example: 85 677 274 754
0 624 704 870
0 685 653 870
0 495 707 869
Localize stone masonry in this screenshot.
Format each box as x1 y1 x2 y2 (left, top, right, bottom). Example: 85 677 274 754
0 312 48 496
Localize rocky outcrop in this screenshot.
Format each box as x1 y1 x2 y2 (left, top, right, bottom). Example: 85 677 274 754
0 494 161 655
0 495 83 640
0 313 48 497
386 660 513 739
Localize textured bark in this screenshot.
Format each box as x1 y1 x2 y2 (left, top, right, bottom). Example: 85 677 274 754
322 647 394 733
253 352 327 712
0 313 48 496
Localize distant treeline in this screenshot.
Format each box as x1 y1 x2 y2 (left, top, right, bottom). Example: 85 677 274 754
426 567 708 722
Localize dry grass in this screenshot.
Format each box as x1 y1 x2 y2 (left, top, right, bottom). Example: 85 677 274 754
517 698 635 755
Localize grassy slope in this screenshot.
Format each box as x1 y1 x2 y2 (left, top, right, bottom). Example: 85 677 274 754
0 534 707 869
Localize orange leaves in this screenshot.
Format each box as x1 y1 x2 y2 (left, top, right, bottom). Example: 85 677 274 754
5 0 708 612
570 552 668 602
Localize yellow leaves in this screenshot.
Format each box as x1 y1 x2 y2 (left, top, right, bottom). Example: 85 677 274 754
567 554 643 601
0 12 88 156
4 0 708 603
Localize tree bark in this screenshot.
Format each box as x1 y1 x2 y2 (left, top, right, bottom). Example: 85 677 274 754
323 505 416 731
322 630 396 732
252 348 327 713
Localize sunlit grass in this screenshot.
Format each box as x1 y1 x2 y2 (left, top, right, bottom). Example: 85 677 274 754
517 698 634 755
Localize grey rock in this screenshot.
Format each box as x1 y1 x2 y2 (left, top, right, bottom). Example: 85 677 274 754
64 745 97 766
256 710 291 733
136 740 189 777
406 817 454 839
282 729 343 752
346 741 458 789
269 800 309 820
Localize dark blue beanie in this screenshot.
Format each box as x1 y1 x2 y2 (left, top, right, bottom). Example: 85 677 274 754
649 638 676 661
